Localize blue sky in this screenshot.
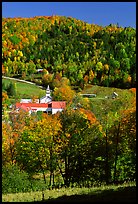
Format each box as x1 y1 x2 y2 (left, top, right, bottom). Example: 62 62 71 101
2 2 136 28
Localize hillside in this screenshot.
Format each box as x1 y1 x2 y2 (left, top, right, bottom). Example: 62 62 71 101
2 78 45 99
2 16 136 89
2 77 135 125
82 85 135 120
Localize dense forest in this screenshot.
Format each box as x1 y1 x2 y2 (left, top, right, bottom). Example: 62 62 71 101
2 15 136 89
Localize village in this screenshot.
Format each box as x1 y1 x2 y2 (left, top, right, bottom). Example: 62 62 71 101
13 84 119 116
2 82 120 120
15 85 66 115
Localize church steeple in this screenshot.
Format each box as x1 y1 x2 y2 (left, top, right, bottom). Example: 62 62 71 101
40 85 52 103
45 85 52 103
46 85 50 96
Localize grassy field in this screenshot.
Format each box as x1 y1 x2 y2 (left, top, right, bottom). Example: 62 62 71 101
2 182 136 202
3 78 134 103
2 78 45 99
82 84 134 103
81 85 135 121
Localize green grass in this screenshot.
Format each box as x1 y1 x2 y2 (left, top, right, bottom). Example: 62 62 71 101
82 84 134 99
3 78 134 104
2 182 136 202
2 78 45 98
82 85 135 121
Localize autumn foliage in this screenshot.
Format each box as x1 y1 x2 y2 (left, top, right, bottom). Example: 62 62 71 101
2 15 136 191
2 16 136 89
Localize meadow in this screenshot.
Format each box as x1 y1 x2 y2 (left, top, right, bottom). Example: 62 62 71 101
2 182 136 202
82 85 135 120
2 78 45 99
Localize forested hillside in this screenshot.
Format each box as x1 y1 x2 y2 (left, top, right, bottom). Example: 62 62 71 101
2 15 136 89
2 16 136 195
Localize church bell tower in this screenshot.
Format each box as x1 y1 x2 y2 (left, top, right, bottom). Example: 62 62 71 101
45 85 52 103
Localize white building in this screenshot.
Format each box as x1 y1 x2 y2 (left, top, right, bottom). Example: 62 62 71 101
15 101 66 115
40 85 52 103
17 85 66 114
20 85 52 104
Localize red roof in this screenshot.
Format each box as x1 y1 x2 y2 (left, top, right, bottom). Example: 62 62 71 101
16 101 66 110
51 101 66 109
16 103 48 108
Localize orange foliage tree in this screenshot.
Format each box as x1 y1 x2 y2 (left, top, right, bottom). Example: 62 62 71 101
2 110 30 165
15 113 62 185
52 77 75 103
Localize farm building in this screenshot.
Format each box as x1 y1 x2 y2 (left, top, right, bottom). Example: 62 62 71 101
16 85 66 114
15 101 66 114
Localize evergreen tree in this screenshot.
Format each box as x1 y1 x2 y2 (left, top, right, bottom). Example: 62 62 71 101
7 82 17 97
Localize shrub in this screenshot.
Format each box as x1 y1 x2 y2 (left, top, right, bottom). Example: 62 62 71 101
2 164 32 194
6 82 17 97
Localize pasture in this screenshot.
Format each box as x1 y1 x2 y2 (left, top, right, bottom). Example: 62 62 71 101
2 78 45 99
2 182 136 202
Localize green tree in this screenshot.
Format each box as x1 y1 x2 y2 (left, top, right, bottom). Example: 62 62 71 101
7 82 17 97
16 113 61 185
9 34 21 45
56 108 100 186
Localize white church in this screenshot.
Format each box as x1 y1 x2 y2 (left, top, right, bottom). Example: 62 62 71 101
20 85 52 103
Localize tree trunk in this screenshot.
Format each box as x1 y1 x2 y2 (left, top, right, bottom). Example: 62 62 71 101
53 172 55 185
65 155 69 187
38 156 47 184
42 167 47 184
57 160 65 184
113 123 120 183
49 172 52 186
49 147 52 186
105 128 109 185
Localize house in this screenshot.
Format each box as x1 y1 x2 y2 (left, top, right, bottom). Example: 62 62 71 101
105 92 118 99
50 101 66 114
80 94 96 98
16 85 66 114
36 69 43 73
16 102 48 114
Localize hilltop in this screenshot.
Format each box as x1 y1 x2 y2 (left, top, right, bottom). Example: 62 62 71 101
2 15 136 89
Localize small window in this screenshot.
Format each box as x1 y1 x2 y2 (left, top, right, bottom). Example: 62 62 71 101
48 110 52 115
